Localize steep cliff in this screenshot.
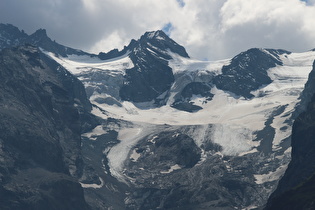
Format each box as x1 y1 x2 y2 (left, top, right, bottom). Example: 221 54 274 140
0 45 93 209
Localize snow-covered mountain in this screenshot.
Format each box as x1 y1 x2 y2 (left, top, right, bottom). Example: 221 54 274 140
43 30 315 209
2 23 315 209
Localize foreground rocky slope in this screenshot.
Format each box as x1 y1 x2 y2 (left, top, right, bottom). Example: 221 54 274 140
0 45 94 209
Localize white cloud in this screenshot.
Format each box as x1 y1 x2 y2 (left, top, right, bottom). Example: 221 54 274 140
90 30 127 53
168 0 315 59
78 0 183 52
1 0 315 60
216 0 315 56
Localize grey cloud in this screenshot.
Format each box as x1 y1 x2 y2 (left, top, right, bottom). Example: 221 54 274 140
0 0 147 52
1 0 315 60
0 0 97 49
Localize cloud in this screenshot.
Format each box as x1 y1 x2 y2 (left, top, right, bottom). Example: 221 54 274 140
168 0 315 59
217 0 315 55
0 0 315 60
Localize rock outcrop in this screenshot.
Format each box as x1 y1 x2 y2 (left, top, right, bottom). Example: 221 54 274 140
214 48 285 99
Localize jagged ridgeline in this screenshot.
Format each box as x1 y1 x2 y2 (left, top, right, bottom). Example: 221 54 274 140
1 23 315 210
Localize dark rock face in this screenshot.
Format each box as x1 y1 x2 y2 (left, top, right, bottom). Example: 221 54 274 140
180 82 213 100
0 169 87 210
255 105 289 156
294 61 315 117
98 48 123 60
171 102 203 112
120 30 189 103
127 131 202 172
0 45 91 209
266 60 315 210
120 53 174 103
214 48 283 99
172 82 214 112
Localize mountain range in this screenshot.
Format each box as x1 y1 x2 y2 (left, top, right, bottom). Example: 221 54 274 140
1 23 315 209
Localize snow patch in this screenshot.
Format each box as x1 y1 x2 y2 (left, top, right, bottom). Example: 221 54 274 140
160 164 182 174
254 164 289 184
148 135 158 144
82 125 106 141
90 106 109 119
130 149 141 162
239 148 259 156
80 177 104 189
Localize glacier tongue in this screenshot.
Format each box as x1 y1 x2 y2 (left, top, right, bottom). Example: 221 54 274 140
211 124 253 156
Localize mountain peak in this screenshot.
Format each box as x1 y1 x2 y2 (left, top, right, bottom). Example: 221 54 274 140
136 29 189 58
119 30 189 103
0 23 28 50
214 47 285 98
0 23 23 34
32 28 48 37
99 29 189 60
29 28 50 42
143 30 168 40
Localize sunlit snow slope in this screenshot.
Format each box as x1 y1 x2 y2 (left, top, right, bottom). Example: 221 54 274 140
47 50 315 149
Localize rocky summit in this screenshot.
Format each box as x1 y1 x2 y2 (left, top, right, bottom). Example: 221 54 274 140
1 23 315 209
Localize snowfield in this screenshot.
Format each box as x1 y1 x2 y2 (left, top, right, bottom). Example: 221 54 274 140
80 177 104 189
45 50 133 75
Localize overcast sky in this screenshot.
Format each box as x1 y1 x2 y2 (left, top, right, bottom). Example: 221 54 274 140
1 0 315 60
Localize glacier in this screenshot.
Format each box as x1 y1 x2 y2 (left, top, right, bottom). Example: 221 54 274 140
45 44 315 209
